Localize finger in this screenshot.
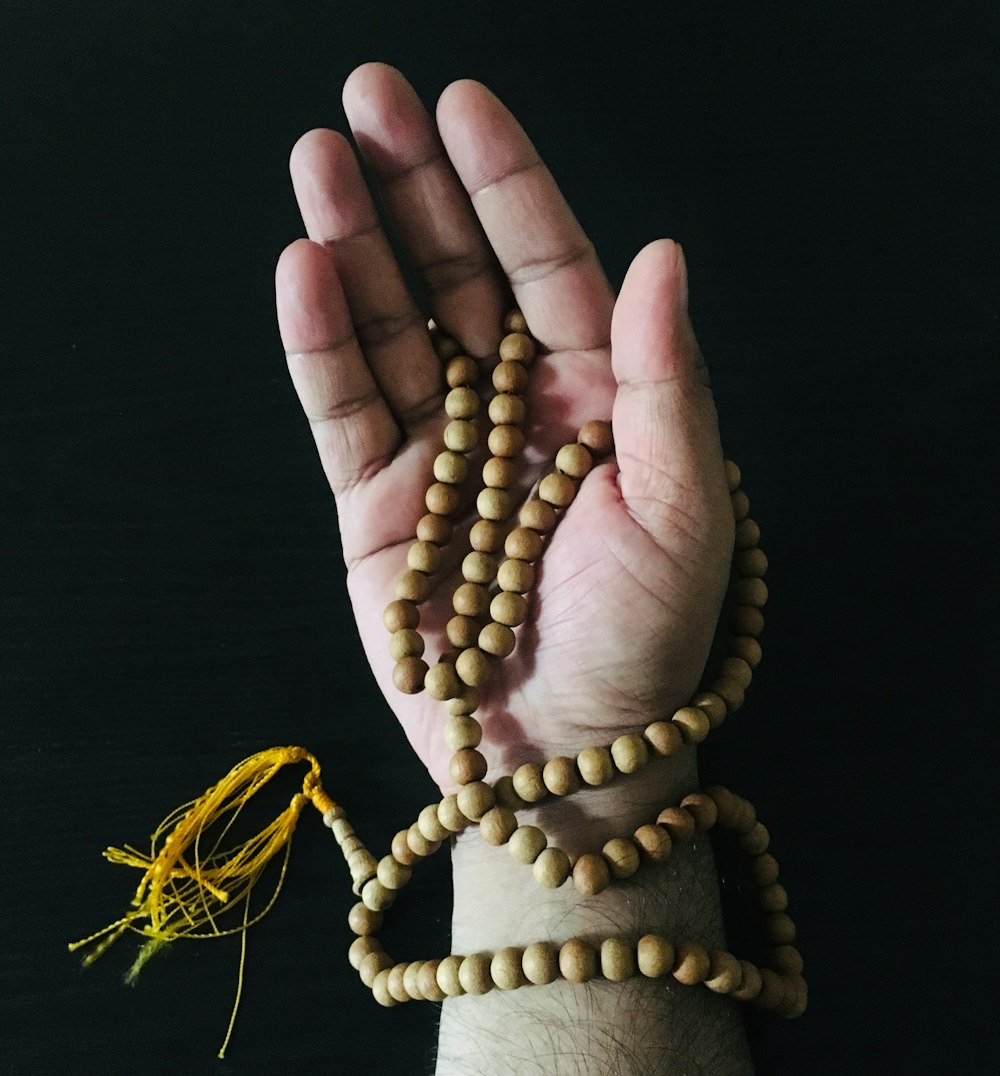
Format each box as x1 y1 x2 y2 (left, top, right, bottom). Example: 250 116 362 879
289 127 442 430
342 63 508 358
436 79 615 355
610 240 731 554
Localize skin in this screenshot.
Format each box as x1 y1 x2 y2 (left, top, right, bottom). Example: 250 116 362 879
276 63 750 1075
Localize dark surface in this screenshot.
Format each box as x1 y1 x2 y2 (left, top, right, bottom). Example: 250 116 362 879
3 3 997 1073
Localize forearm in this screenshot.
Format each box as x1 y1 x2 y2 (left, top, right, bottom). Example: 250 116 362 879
436 755 753 1076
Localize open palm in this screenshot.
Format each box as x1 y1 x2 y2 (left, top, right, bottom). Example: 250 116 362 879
276 65 733 791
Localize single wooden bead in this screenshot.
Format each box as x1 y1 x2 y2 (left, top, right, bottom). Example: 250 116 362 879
432 333 460 359
736 547 768 578
372 968 397 1007
477 487 513 521
522 941 559 985
724 459 742 491
406 823 441 859
750 853 780 887
444 386 479 419
492 359 529 394
479 806 519 846
602 837 640 879
643 720 684 757
779 974 809 1018
444 715 483 751
470 518 504 553
450 748 488 785
730 605 765 637
458 953 494 995
446 686 479 715
497 558 535 593
577 746 614 786
691 691 728 728
656 806 697 843
488 424 525 458
376 855 411 891
446 615 480 649
734 577 768 607
704 785 740 828
533 847 571 888
395 569 431 603
611 734 649 774
672 941 711 985
389 628 424 660
559 938 598 983
539 472 576 507
507 823 547 864
443 419 478 453
504 526 543 562
402 961 426 1001
503 310 528 333
426 481 460 517
740 820 770 856
461 551 498 586
453 582 490 618
456 781 495 821
417 804 450 842
436 955 466 997
383 598 419 632
730 489 751 521
759 883 789 913
490 591 527 627
573 853 611 897
491 947 527 990
711 677 746 713
360 950 393 988
386 963 411 1003
555 442 593 479
393 656 428 694
704 949 743 993
445 355 478 388
499 331 535 363
671 706 711 744
438 793 469 833
479 622 516 658
719 655 753 690
416 512 452 545
601 936 636 982
391 829 420 865
361 877 396 911
730 635 763 668
518 499 557 532
756 968 786 1011
433 450 469 485
482 456 516 489
637 934 674 978
456 646 492 687
731 796 757 834
765 913 797 945
425 661 461 701
577 419 614 456
542 756 580 797
634 823 672 862
417 961 447 1002
348 902 383 937
680 792 719 832
488 393 526 427
492 774 525 811
771 945 804 975
512 763 548 803
735 517 761 548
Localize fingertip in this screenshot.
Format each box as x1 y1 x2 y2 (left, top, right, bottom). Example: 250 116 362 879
275 239 349 354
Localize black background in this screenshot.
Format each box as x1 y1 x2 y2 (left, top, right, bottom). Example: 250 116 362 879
3 2 998 1073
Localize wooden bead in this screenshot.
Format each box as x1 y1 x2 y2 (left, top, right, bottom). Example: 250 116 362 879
348 902 383 937
393 656 428 694
711 677 746 713
559 938 598 983
450 748 488 785
482 456 516 489
491 947 526 990
445 355 478 387
680 792 719 832
479 622 516 658
386 963 411 1003
656 806 697 843
672 941 711 985
444 715 482 751
508 824 547 864
750 853 780 887
637 934 674 978
417 961 447 1002
497 558 535 593
601 937 636 982
671 705 711 744
542 756 580 797
533 847 571 888
602 837 640 879
383 598 418 632
361 877 395 912
643 720 684 757
730 489 750 521
555 442 592 479
572 853 611 897
779 974 809 1018
730 604 765 636
433 450 469 485
479 806 518 846
391 829 420 865
539 472 576 507
490 591 527 627
736 547 768 578
425 661 461 701
719 655 753 690
469 519 504 552
759 883 789 913
504 526 543 561
438 794 469 833
522 941 560 985
376 855 411 891
731 796 757 834
417 804 450 843
488 393 526 426
458 953 494 995
453 582 490 618
730 635 763 668
462 551 498 585
512 763 548 803
406 823 441 859
634 823 672 862
372 968 397 1007
436 955 466 997
456 781 495 821
488 424 525 458
476 487 513 521
724 459 742 491
765 913 797 945
446 686 479 715
359 950 393 988
611 734 649 774
389 628 424 660
704 949 743 993
518 499 557 532
756 968 786 1011
691 691 728 728
443 419 478 453
740 821 770 855
426 481 460 517
416 512 452 545
577 746 614 786
492 774 525 811
444 386 479 419
577 419 614 456
395 569 431 603
492 359 529 394
734 577 768 607
499 331 535 363
771 945 804 975
446 615 480 649
735 517 761 548
456 646 492 687
402 961 426 1001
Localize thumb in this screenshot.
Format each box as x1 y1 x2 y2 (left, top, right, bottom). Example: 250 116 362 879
610 239 730 553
